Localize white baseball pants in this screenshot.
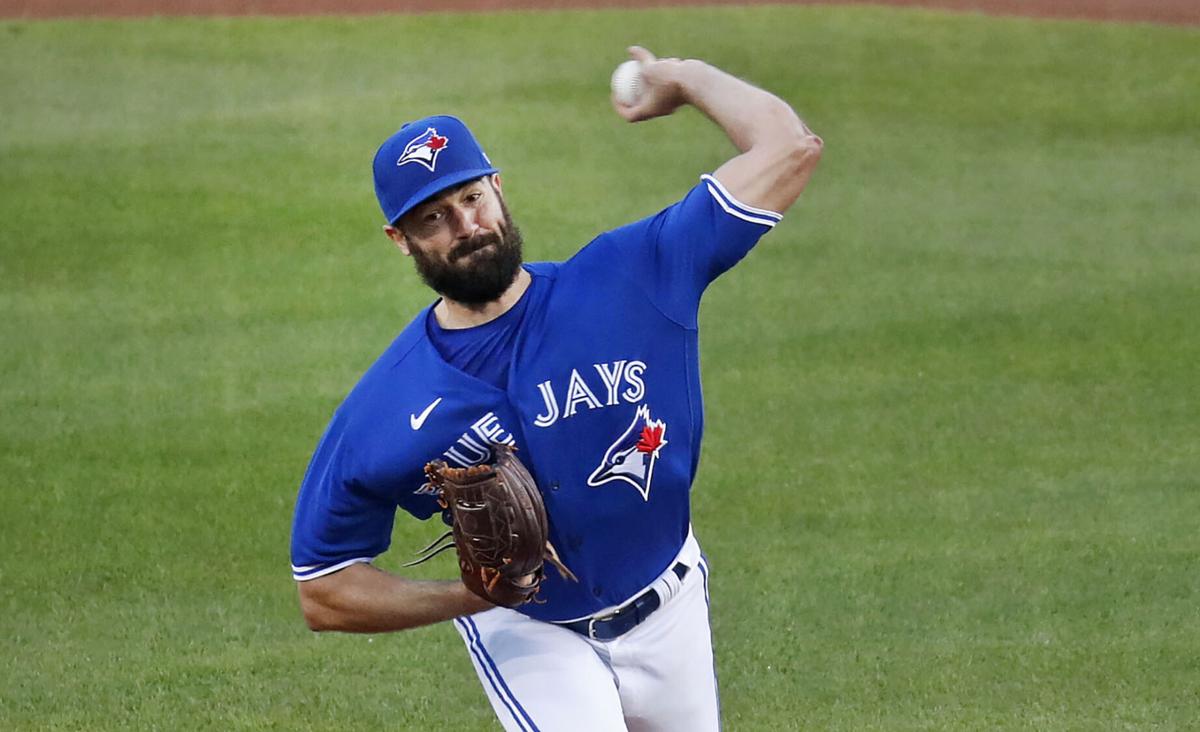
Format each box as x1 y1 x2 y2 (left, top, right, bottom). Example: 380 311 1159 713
453 538 719 732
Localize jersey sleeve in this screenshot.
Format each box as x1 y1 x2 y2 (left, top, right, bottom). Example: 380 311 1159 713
610 173 783 328
289 408 399 582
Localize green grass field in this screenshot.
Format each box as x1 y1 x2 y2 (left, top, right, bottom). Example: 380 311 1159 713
2 5 1198 729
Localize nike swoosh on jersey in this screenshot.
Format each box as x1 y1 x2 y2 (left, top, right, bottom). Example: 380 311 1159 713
410 397 443 430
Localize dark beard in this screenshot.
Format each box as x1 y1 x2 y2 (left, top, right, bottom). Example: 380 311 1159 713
408 205 524 308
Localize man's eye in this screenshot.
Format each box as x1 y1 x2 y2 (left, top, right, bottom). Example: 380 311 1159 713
425 211 444 223
466 192 482 203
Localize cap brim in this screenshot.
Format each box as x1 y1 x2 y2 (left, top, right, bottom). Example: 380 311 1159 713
388 166 500 225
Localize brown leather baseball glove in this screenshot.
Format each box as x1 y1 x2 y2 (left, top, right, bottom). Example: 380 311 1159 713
408 444 576 607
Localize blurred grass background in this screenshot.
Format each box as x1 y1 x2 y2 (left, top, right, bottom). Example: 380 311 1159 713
1 6 1198 729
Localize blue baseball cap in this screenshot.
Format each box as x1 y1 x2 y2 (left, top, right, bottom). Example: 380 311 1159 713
372 115 500 226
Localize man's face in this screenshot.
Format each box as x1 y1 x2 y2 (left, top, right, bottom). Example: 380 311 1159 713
387 176 524 308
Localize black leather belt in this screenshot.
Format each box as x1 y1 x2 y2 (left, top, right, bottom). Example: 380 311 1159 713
555 562 689 641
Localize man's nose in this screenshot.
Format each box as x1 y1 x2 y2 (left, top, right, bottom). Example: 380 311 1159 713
448 206 479 239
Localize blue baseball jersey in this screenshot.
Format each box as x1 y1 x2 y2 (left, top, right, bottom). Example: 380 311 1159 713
291 174 783 622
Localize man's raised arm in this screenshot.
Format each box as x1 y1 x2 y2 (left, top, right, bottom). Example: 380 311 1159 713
612 46 822 215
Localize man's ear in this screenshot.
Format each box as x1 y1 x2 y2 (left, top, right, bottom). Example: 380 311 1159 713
490 173 503 194
383 225 411 256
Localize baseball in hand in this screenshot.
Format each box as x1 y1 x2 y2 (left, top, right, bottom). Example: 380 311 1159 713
611 60 643 106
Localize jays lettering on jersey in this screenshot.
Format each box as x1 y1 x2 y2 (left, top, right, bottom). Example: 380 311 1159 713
291 174 782 621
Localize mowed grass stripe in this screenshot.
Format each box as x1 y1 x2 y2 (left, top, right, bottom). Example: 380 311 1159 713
1 7 1197 729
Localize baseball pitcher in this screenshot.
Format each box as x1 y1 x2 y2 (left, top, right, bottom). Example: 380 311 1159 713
290 46 822 731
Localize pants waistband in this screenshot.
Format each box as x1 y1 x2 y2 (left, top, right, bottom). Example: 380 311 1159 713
552 562 688 641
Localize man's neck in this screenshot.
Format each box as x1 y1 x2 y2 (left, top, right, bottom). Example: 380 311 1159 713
433 267 532 330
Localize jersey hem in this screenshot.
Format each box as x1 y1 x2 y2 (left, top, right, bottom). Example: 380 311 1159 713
550 527 700 624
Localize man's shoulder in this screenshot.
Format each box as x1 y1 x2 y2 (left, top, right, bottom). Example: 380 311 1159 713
558 224 645 272
551 181 715 272
523 260 561 279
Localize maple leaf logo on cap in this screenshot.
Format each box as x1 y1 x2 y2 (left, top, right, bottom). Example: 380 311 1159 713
397 127 450 172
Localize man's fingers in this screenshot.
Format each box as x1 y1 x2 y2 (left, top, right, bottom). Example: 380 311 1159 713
611 93 646 122
611 97 650 123
627 45 656 64
613 46 675 124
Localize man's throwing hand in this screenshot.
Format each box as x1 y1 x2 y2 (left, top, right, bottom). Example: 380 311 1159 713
612 46 691 123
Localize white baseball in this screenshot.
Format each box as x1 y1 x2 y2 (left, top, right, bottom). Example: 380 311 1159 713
611 60 643 106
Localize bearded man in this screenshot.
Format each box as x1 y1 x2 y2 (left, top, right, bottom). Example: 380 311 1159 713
291 47 822 731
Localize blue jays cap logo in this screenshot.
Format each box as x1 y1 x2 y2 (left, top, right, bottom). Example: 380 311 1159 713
587 404 668 502
397 127 449 172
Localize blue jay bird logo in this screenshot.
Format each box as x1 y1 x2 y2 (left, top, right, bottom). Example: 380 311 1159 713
397 127 449 172
587 404 668 501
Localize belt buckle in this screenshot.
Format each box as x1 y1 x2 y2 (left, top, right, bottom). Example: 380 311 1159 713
587 608 620 640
